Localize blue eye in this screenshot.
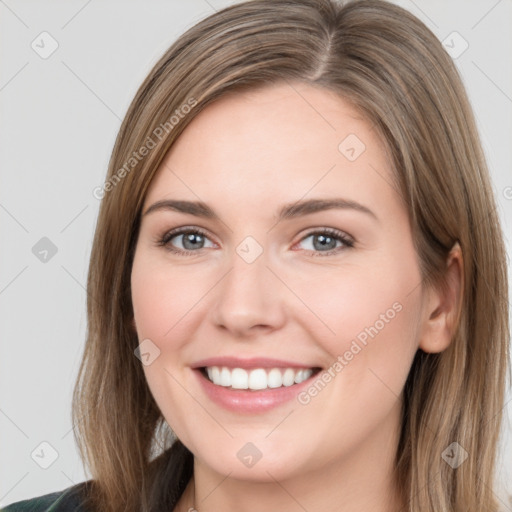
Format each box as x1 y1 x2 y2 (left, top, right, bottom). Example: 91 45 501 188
157 227 354 256
296 228 354 256
158 227 215 255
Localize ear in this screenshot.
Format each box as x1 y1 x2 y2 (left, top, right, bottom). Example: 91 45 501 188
418 242 464 353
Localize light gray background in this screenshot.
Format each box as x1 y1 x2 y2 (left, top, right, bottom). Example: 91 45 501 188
1 0 511 508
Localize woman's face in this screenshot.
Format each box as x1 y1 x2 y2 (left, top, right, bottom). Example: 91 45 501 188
131 82 427 483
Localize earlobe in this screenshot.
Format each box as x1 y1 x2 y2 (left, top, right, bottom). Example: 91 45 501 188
419 242 464 354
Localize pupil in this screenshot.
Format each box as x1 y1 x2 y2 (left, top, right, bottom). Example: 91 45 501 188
314 234 335 251
183 233 203 250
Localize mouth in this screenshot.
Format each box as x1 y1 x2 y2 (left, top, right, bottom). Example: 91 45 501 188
191 357 324 412
199 365 322 391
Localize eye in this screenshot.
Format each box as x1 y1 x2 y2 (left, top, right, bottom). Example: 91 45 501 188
157 227 216 255
295 228 354 256
157 226 354 256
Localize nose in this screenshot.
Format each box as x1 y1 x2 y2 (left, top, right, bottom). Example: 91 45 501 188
211 244 286 339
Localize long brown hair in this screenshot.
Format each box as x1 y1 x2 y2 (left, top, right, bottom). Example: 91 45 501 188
72 0 510 510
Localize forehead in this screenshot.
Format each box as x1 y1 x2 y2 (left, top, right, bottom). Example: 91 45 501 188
144 82 398 220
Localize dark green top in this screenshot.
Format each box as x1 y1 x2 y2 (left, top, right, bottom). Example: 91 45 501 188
0 481 91 512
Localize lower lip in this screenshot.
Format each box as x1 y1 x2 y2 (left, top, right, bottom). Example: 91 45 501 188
194 369 317 413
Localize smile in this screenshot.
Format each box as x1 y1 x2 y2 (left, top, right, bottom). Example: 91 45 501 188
192 357 323 413
203 366 316 390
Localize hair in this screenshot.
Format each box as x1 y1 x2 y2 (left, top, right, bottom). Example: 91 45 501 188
71 0 510 511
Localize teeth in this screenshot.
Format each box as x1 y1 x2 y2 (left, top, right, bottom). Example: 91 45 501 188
220 367 231 387
267 368 282 388
231 368 248 389
248 368 267 390
282 368 295 386
204 366 314 390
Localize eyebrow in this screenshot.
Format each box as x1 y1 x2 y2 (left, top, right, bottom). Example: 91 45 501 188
143 198 378 222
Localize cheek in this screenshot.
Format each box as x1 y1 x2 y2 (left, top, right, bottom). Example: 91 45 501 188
293 258 420 350
130 251 209 346
291 250 423 402
288 266 422 464
130 252 207 438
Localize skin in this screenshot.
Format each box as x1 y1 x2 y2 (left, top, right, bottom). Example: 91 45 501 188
130 82 463 512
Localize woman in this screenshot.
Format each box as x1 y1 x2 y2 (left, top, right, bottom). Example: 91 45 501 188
3 0 508 510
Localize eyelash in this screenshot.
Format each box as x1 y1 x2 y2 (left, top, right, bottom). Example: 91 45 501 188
156 226 354 257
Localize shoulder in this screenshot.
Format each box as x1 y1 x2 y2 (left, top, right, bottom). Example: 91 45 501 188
0 480 93 512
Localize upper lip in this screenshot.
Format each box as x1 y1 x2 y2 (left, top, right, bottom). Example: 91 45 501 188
191 357 321 370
